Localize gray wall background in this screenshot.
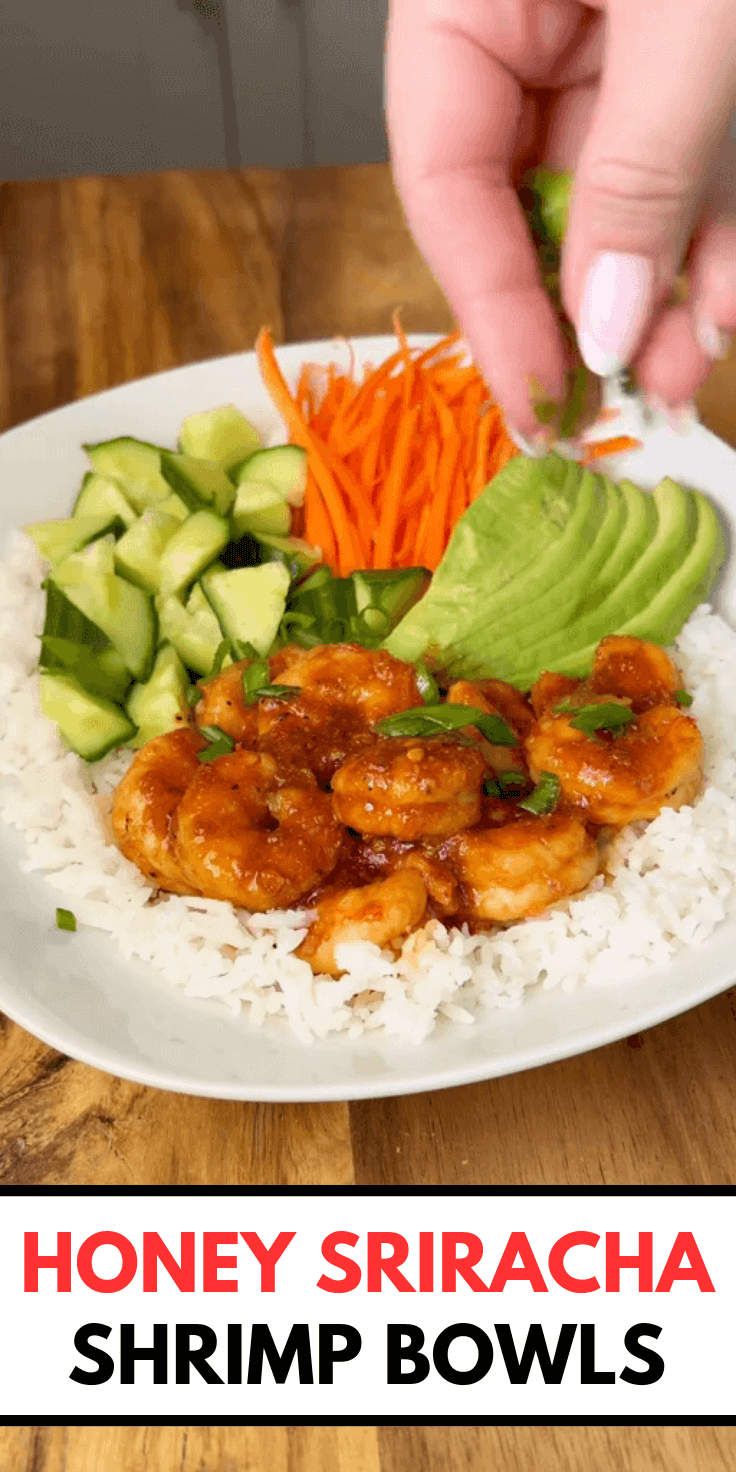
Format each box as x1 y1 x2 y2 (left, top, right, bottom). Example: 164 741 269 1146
0 0 389 181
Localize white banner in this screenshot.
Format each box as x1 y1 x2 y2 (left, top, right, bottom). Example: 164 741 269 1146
1 1191 732 1421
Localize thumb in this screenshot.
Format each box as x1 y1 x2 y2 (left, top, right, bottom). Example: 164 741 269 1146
561 0 736 377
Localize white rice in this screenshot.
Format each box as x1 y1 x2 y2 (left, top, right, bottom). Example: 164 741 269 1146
2 526 736 1045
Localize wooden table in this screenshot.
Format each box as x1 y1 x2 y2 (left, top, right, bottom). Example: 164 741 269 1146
1 165 735 1471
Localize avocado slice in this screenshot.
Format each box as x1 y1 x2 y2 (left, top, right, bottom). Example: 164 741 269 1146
480 470 620 650
517 490 725 681
485 474 658 661
464 466 608 628
499 479 699 686
620 488 727 642
385 455 590 665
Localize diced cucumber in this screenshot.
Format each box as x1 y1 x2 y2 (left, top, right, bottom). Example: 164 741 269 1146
160 450 235 517
158 509 231 599
40 581 132 703
232 445 307 505
52 537 157 682
127 643 189 747
179 404 261 472
255 533 321 581
156 585 224 675
25 511 124 565
83 437 171 512
200 561 290 656
40 671 136 761
114 507 183 593
232 479 291 539
72 472 138 528
158 492 190 523
353 567 431 624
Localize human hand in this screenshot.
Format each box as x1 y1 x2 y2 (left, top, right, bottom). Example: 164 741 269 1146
386 0 736 439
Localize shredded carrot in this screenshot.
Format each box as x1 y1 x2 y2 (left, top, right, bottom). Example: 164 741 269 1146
582 435 642 464
255 321 519 572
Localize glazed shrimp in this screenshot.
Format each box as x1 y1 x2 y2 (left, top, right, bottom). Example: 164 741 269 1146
194 659 259 744
112 727 204 894
446 679 531 773
587 634 684 712
331 737 487 838
444 811 599 923
525 702 704 828
174 749 343 910
258 643 422 784
275 643 422 722
297 869 428 977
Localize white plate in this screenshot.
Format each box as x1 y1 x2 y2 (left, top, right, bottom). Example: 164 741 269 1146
1 335 736 1102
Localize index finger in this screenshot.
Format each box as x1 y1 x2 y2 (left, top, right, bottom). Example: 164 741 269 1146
386 0 568 435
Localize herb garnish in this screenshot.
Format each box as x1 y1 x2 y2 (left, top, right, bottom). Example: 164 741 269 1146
674 689 693 708
196 725 236 762
567 702 635 736
518 772 561 815
374 704 517 746
56 907 77 932
241 656 271 705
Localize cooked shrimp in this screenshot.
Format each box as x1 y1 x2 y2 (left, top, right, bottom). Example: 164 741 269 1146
530 671 581 718
258 643 422 784
331 737 487 838
525 701 704 828
445 811 599 922
587 634 684 712
112 727 204 894
174 749 343 910
274 643 422 722
446 679 530 773
194 659 259 744
297 869 428 977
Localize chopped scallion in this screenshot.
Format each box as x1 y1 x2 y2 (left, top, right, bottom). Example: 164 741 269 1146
251 684 301 701
242 655 270 705
567 702 635 736
56 907 77 932
196 725 236 763
374 703 517 746
497 769 529 794
674 689 693 707
518 772 561 815
186 684 202 708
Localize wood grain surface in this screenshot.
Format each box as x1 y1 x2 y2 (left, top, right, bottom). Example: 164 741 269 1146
1 165 735 1469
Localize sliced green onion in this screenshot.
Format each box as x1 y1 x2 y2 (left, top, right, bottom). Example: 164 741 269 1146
519 772 561 815
251 684 301 701
56 907 77 932
497 769 529 794
242 655 270 705
360 606 391 635
568 702 635 736
483 776 501 797
186 684 202 708
415 660 439 705
280 610 316 631
197 725 236 763
231 638 258 663
674 689 693 707
374 703 517 746
209 639 232 678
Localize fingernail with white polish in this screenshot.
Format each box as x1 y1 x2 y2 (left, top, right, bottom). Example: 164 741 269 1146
508 426 553 458
695 316 732 361
577 252 655 378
